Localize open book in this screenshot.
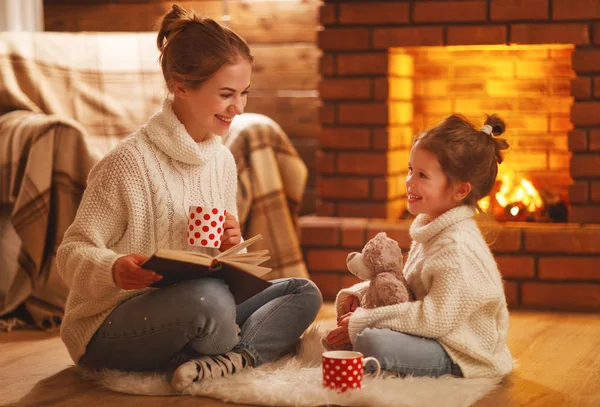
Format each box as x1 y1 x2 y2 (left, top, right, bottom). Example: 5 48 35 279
142 235 272 304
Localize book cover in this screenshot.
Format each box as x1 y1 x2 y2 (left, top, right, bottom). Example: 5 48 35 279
142 235 272 304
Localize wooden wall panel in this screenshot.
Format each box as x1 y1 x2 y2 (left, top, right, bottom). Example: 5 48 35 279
44 2 174 31
251 45 319 91
44 0 319 43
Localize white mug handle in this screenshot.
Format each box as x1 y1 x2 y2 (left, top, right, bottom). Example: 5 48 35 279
363 357 381 379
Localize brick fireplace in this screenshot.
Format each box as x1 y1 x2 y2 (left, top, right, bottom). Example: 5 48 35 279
300 0 600 311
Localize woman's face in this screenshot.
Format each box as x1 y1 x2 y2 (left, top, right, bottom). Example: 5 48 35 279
174 58 252 140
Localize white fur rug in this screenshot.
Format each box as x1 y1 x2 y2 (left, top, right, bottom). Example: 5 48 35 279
80 324 501 407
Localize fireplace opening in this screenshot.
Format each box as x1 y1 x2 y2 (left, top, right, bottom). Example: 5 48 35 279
390 44 574 222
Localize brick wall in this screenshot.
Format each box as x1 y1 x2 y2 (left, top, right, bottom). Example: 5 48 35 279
305 0 600 312
318 0 600 223
300 216 600 311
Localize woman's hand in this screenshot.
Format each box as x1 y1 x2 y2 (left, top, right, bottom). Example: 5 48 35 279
338 294 360 323
113 253 162 290
327 313 352 346
220 212 242 251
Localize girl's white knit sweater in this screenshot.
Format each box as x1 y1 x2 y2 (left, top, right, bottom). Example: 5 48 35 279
57 99 239 363
336 205 513 378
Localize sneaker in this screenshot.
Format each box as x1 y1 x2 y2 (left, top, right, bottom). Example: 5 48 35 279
171 351 252 392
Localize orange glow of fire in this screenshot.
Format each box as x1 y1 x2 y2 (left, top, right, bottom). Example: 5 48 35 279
479 173 544 217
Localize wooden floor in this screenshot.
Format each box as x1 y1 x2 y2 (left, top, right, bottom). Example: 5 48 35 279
2 306 600 407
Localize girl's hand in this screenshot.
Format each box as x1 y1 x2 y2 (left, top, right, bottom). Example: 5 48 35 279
220 212 242 251
327 314 352 346
338 295 360 322
113 253 162 290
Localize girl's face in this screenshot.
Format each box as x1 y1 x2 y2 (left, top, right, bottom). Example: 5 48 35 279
174 58 252 141
405 146 469 219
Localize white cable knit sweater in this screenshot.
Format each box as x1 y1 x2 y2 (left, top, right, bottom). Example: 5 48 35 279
336 205 513 378
57 99 240 363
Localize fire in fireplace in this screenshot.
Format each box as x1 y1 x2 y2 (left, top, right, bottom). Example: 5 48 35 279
390 44 574 222
479 173 568 222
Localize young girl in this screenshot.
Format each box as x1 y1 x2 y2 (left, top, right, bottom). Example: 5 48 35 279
57 4 321 392
326 114 513 378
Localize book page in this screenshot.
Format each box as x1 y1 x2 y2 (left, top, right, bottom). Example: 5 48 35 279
224 250 270 265
149 235 269 270
215 234 263 260
152 249 212 266
220 258 272 278
223 256 270 266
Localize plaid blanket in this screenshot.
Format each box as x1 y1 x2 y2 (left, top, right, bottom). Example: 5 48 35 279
225 113 308 281
0 32 308 330
0 111 97 330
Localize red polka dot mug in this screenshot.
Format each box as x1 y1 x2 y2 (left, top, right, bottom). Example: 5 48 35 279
187 206 226 248
322 350 381 392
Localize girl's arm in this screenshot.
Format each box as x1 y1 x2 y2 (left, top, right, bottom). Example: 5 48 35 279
347 246 486 342
334 281 369 318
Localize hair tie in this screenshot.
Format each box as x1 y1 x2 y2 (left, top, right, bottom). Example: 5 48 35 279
480 124 493 136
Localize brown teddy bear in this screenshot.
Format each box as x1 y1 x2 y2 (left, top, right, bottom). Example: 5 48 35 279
347 232 413 308
323 232 414 350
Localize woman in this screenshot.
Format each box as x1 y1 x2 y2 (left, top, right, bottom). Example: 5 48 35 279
57 4 322 392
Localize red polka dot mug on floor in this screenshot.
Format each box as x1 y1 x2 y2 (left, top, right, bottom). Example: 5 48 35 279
187 206 226 248
322 350 381 392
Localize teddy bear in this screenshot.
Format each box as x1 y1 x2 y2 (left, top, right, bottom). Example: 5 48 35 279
323 232 414 350
347 232 414 308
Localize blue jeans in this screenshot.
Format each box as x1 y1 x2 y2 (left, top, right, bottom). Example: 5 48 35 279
354 328 463 377
79 278 322 371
